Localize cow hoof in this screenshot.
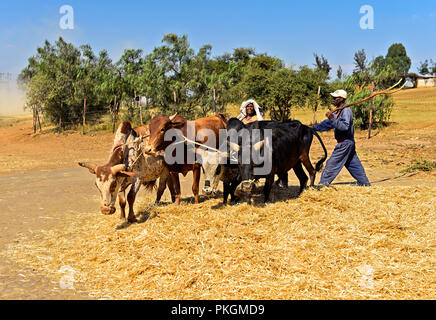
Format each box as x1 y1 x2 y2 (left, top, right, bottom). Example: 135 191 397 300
230 197 241 204
128 217 138 223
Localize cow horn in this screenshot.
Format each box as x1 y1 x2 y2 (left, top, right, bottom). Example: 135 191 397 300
111 164 126 175
169 113 178 122
120 171 138 177
253 140 265 151
228 142 240 152
78 162 98 174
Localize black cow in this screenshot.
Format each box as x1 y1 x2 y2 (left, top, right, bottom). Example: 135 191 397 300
226 118 327 204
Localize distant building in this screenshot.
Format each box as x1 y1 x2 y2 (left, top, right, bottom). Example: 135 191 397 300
406 74 436 88
416 75 436 88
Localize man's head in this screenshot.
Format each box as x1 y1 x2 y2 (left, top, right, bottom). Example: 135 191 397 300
246 103 255 117
331 89 347 106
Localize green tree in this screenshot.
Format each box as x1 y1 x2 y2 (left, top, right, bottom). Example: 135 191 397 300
417 60 430 75
353 49 367 74
313 53 331 78
337 65 343 80
384 43 411 76
116 49 144 120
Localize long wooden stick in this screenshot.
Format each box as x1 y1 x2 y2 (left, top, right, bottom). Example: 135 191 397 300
332 79 404 113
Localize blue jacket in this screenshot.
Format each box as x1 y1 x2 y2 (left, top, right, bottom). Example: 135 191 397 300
313 107 355 142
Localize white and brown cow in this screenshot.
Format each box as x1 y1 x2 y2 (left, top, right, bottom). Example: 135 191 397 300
79 121 174 223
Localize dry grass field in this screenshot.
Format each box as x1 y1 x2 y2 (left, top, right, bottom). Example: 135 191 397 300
1 87 435 299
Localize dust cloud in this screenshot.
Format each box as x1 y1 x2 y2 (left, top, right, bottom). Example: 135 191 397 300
0 82 28 116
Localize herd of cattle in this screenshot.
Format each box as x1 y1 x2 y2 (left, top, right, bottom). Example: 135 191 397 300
79 113 327 223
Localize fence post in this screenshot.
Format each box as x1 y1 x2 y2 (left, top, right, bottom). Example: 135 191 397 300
368 82 374 139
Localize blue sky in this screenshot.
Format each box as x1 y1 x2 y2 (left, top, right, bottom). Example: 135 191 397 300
1 0 435 78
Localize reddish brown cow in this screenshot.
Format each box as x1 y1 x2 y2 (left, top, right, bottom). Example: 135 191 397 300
148 113 227 205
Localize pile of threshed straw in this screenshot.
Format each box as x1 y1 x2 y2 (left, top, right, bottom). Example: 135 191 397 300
3 185 435 299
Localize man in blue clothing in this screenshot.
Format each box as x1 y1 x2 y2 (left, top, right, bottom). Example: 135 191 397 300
311 89 371 186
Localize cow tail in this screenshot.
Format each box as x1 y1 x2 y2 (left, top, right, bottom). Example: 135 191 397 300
312 129 328 172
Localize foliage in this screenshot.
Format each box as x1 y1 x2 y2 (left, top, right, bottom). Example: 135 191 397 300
385 43 412 76
400 160 436 173
417 59 436 75
340 76 395 129
19 36 407 130
353 49 367 74
313 53 331 79
337 65 343 80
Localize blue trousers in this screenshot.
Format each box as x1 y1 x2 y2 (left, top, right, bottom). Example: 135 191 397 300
319 140 371 186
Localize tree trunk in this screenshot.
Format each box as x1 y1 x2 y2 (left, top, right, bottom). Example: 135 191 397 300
32 106 36 134
59 102 63 131
36 107 42 132
368 82 374 139
82 97 87 134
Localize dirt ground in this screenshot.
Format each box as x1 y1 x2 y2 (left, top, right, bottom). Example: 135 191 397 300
0 88 435 299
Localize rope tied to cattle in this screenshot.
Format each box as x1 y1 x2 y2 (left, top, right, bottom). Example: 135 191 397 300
172 135 231 159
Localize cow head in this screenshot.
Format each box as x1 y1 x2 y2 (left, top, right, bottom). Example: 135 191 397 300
148 113 185 152
79 155 137 215
79 121 138 215
226 118 266 195
228 139 264 193
198 149 225 195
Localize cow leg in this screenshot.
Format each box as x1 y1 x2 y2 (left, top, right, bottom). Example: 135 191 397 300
171 172 181 205
192 165 201 204
126 178 141 223
293 161 308 194
229 177 242 204
300 153 317 187
118 191 126 220
263 174 275 203
155 177 167 205
166 174 176 203
223 182 230 204
276 172 288 188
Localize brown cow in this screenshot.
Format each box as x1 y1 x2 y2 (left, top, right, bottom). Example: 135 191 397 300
148 113 227 205
79 121 174 222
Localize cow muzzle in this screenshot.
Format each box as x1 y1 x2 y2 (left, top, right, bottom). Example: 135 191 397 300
203 187 215 195
101 206 116 215
202 180 214 195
